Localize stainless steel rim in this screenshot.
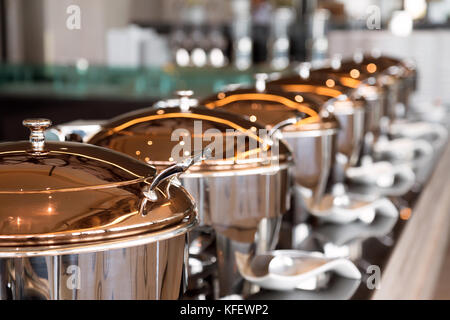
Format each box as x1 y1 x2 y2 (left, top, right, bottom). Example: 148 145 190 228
0 213 198 258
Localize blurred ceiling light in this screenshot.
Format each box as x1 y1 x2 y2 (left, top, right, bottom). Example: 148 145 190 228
235 36 252 70
389 10 413 37
274 38 290 52
236 58 251 70
371 48 382 59
353 50 363 64
176 48 190 67
404 0 427 20
209 48 226 68
191 48 207 67
298 63 310 79
76 58 89 72
272 57 289 70
237 37 252 53
331 54 341 70
314 37 328 52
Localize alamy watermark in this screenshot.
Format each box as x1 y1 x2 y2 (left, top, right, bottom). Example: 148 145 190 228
66 265 81 290
66 5 81 30
366 5 381 30
170 120 282 168
366 265 381 290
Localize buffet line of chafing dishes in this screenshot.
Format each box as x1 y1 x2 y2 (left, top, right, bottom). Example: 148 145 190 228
0 52 448 300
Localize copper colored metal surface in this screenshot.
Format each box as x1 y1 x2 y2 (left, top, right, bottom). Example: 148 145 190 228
0 119 197 300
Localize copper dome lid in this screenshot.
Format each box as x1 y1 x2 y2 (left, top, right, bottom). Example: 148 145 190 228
268 65 353 98
200 77 340 134
0 119 196 255
313 54 413 86
266 61 380 100
88 93 292 173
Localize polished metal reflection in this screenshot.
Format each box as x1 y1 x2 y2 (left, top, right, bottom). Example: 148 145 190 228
172 156 290 298
283 129 336 210
214 216 282 298
0 234 187 300
0 141 195 248
0 119 198 300
200 85 339 215
87 105 292 298
333 105 365 168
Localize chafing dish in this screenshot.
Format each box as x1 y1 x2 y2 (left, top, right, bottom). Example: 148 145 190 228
309 59 385 155
326 54 432 187
355 54 416 118
0 119 197 300
202 74 399 226
86 93 292 298
201 78 339 215
266 67 366 169
332 53 416 121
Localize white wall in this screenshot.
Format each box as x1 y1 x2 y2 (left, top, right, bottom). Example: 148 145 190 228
42 0 130 65
5 0 232 65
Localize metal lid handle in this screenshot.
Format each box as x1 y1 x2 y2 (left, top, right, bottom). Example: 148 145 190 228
331 53 342 70
149 147 212 192
254 73 268 92
139 147 212 215
353 49 364 63
23 119 52 153
269 117 301 138
297 62 311 79
177 90 194 112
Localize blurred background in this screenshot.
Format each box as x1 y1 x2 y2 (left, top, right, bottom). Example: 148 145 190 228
0 0 450 300
1 0 450 140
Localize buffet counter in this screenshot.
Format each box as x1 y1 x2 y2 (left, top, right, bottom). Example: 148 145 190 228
373 140 450 299
1 53 449 300
247 137 450 300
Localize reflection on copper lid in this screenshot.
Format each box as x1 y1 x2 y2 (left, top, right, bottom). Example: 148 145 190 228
367 63 377 73
350 69 360 79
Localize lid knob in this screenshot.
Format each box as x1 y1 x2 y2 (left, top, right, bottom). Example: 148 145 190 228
254 73 268 92
23 118 52 153
177 90 194 112
353 50 364 64
370 48 381 59
331 54 342 70
297 62 311 79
